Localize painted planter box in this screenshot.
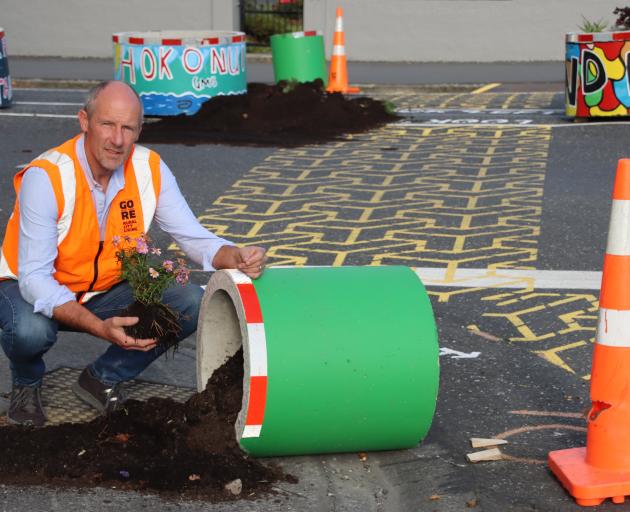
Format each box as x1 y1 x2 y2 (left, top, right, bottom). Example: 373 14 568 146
566 31 630 118
113 30 247 116
0 28 12 108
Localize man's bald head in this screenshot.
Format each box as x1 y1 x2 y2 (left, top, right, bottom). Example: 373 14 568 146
83 80 144 124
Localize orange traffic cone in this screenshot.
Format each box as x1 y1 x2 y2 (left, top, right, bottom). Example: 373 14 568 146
549 159 630 506
326 7 360 94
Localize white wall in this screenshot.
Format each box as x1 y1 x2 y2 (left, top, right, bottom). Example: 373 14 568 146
0 0 624 61
0 0 238 57
305 0 623 62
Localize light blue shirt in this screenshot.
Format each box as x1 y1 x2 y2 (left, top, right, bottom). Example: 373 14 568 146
17 135 232 317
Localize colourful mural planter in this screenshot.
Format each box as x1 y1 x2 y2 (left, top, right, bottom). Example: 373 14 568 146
0 28 12 108
113 31 247 116
566 31 630 118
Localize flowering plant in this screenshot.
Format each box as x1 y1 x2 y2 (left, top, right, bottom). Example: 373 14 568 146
113 233 190 305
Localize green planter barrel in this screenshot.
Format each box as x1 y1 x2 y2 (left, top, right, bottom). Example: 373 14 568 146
270 31 327 85
197 266 439 457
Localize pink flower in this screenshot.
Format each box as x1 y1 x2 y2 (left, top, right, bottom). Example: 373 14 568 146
149 267 159 279
151 247 162 256
175 267 190 285
112 235 121 247
162 260 174 272
136 238 149 254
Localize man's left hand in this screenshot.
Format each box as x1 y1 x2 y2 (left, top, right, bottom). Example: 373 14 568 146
213 245 267 279
236 245 267 279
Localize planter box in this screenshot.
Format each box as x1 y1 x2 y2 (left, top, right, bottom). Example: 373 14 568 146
113 30 247 116
565 31 630 119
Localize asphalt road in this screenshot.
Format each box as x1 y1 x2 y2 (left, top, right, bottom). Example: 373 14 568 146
0 85 628 512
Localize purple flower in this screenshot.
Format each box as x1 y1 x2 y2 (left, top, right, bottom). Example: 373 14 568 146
162 260 174 272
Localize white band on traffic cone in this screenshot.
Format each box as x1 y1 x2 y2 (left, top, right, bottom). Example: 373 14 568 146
606 200 630 255
597 307 630 347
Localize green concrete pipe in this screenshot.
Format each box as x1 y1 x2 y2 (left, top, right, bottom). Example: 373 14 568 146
196 266 439 457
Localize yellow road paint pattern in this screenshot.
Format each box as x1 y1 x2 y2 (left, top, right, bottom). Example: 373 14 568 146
472 288 598 379
471 83 502 94
198 126 550 271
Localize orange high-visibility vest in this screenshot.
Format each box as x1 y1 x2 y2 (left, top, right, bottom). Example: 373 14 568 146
0 135 162 303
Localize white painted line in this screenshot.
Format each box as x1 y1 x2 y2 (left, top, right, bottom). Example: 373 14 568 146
14 87 89 93
397 108 563 115
274 266 602 290
394 121 544 127
13 101 82 106
0 112 76 119
414 267 601 290
440 347 481 359
393 121 630 128
553 121 630 128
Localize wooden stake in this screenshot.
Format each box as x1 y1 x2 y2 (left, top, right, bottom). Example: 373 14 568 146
466 448 503 463
470 437 508 449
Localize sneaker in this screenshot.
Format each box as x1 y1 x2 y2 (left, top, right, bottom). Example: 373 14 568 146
7 385 47 427
72 367 127 414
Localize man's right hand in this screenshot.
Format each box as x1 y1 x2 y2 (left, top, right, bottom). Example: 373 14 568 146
53 301 157 351
103 316 157 351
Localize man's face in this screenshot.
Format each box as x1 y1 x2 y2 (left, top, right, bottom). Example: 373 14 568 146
78 83 142 177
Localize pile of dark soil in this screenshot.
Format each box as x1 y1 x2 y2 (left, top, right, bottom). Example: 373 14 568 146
139 79 398 147
0 349 295 501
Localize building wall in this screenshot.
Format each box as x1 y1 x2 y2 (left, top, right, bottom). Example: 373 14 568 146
305 0 623 62
0 0 624 61
0 0 238 57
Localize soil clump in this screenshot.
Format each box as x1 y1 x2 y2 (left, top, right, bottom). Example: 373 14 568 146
0 349 294 501
139 79 398 147
121 301 182 351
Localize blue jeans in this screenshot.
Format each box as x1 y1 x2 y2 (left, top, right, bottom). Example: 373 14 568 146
0 280 203 387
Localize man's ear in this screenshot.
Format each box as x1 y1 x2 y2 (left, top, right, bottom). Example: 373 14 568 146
78 109 89 133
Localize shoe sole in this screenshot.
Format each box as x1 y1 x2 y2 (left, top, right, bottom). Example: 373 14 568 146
72 381 106 413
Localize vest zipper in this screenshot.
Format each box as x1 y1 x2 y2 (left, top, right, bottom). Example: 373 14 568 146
88 240 105 292
76 240 104 303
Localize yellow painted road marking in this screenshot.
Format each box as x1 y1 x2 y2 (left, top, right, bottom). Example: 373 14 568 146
471 83 501 94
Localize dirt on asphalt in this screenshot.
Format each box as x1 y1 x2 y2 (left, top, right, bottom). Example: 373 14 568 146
0 349 295 502
139 79 398 147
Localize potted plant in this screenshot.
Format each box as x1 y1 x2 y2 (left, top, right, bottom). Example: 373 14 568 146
114 233 190 349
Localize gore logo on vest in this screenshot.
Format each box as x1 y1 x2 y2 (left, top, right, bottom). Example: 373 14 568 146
120 199 138 232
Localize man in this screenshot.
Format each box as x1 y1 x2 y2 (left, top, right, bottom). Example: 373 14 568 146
0 80 266 426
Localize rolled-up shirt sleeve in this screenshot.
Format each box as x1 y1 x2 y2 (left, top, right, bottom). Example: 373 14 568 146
17 168 76 317
154 160 234 270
